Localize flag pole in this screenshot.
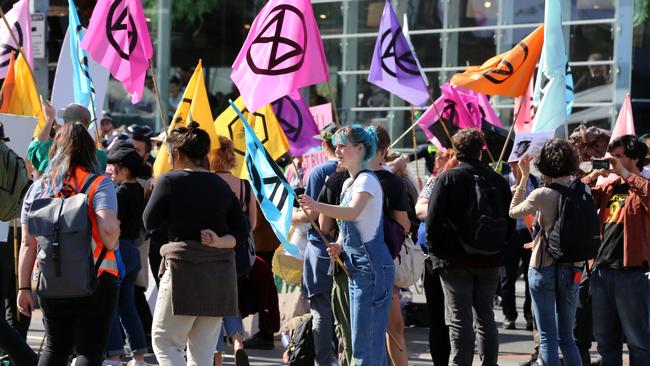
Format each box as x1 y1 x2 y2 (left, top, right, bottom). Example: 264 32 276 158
149 60 169 133
290 159 349 277
495 101 524 170
326 80 341 128
87 89 103 148
0 8 45 99
13 220 20 322
388 94 453 149
410 107 422 189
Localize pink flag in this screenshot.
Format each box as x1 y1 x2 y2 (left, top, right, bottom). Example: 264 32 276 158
455 86 503 128
0 0 31 80
417 83 478 144
231 0 329 112
81 0 153 104
611 94 635 141
514 78 535 133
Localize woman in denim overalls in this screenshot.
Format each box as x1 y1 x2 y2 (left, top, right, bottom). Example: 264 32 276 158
299 125 395 365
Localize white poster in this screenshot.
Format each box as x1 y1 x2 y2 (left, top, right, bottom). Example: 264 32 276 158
508 131 555 163
51 28 110 124
0 113 38 158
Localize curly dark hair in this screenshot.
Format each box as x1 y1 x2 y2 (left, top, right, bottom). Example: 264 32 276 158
167 121 211 166
535 139 579 178
608 135 648 171
451 128 485 161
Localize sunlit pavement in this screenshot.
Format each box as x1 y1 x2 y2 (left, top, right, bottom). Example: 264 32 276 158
26 278 621 365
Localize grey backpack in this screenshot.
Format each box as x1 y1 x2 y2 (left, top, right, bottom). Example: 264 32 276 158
27 175 106 299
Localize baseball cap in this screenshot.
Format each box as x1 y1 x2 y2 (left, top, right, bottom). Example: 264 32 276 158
313 123 337 142
107 145 143 171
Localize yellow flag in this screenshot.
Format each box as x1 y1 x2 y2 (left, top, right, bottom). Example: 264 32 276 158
3 55 45 137
214 96 289 178
153 60 220 177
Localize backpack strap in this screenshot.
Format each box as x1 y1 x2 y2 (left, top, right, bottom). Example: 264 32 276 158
80 174 100 195
239 179 251 214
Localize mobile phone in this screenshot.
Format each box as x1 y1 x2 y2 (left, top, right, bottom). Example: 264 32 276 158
592 159 610 170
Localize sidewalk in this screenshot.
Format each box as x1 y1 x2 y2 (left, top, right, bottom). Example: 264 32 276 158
25 278 616 365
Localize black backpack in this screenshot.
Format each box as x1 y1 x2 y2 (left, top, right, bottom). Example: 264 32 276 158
544 180 601 262
287 316 315 365
449 167 509 255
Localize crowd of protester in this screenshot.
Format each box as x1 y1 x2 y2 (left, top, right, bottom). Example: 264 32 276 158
0 98 649 366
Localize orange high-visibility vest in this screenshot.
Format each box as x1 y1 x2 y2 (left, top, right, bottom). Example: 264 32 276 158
56 167 119 278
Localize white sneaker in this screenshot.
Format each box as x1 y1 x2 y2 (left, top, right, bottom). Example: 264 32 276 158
101 360 122 366
126 360 149 366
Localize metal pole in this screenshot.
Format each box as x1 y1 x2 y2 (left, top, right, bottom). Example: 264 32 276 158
155 0 171 132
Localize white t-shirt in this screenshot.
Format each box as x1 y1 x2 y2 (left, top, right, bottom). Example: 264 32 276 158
341 172 384 243
642 165 650 179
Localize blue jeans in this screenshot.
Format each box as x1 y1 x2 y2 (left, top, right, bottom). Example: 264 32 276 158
341 217 394 366
591 266 650 366
215 316 245 352
528 265 582 366
107 242 148 356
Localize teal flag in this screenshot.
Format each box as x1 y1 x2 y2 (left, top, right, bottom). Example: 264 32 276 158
532 0 574 133
68 0 96 120
229 100 299 257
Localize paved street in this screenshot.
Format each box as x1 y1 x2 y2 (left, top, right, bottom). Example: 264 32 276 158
25 278 617 365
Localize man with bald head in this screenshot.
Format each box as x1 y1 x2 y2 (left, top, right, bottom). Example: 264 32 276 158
27 101 107 174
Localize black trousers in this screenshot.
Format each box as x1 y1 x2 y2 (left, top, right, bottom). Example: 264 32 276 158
499 228 532 321
0 226 31 337
0 247 37 366
423 258 451 366
38 274 118 366
574 268 593 361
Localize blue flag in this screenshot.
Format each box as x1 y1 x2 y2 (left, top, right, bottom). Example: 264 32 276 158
531 0 574 133
229 100 299 257
68 0 96 120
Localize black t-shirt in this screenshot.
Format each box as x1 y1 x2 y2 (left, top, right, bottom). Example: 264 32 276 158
318 171 349 206
117 182 145 240
596 183 629 269
143 170 248 245
374 170 411 213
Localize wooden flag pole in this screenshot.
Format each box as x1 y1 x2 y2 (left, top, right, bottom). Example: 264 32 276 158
389 96 452 149
410 106 422 189
326 80 341 128
496 101 524 169
149 60 170 133
0 8 45 99
290 159 349 277
13 220 20 322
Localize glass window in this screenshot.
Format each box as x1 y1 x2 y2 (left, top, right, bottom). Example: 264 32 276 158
459 0 499 28
323 39 343 71
572 65 613 100
410 0 444 30
510 0 545 25
313 2 343 35
410 34 442 68
569 24 614 62
571 0 615 21
457 30 496 67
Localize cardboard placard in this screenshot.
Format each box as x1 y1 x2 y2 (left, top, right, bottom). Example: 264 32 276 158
508 131 555 163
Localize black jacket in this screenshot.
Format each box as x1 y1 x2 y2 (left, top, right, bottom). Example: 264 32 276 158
426 159 515 268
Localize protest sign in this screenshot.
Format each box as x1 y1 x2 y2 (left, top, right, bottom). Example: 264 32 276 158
0 113 38 157
309 103 333 130
508 131 554 163
302 149 327 181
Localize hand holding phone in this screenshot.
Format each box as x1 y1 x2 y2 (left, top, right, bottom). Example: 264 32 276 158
592 159 610 170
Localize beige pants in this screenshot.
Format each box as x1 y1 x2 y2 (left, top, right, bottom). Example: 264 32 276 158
152 271 222 366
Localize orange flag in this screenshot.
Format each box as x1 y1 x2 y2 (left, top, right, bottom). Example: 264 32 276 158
0 53 16 112
450 25 544 97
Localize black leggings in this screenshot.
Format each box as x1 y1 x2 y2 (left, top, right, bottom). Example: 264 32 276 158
0 258 37 366
38 274 118 366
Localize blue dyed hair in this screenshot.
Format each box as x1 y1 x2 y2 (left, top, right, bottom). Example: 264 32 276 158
333 124 378 161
